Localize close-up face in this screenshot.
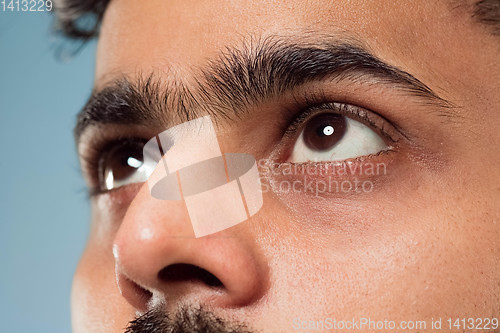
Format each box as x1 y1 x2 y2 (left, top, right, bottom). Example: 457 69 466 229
71 0 499 332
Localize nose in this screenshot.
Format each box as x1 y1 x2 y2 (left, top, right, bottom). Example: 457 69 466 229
113 183 267 313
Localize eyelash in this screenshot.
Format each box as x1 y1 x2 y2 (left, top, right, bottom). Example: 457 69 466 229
284 102 399 142
276 86 407 144
80 95 402 196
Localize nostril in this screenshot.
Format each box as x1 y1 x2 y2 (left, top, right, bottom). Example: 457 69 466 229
158 264 224 287
118 275 154 313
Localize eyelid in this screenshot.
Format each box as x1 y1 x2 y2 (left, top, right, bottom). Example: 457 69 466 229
283 102 402 144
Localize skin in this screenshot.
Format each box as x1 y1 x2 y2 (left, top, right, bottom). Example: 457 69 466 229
72 0 500 332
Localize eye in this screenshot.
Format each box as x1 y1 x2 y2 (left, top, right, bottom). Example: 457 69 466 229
289 107 389 162
98 140 157 191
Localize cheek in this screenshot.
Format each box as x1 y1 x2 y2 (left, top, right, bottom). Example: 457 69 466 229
262 175 499 319
71 245 135 333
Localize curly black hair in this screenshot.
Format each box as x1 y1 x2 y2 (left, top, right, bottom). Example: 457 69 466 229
54 0 110 40
54 0 500 40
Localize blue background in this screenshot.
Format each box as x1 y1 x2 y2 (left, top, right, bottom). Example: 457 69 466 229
1 11 95 332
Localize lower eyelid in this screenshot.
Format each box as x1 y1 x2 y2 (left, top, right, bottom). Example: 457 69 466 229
90 181 144 203
260 149 397 197
272 149 396 173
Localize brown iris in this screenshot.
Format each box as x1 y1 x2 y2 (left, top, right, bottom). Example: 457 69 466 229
303 113 347 151
100 141 144 187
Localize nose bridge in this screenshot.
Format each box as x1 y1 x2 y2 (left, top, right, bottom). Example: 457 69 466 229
145 115 223 201
145 115 263 237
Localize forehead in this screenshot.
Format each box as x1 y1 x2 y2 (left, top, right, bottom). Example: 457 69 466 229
96 0 467 79
95 0 500 119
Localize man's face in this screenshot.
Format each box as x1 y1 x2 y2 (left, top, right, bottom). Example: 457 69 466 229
72 0 500 332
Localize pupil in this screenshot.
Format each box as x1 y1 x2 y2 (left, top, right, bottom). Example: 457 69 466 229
303 113 347 151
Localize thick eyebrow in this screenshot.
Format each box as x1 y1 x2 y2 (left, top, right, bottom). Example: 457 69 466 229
75 37 452 142
472 0 500 35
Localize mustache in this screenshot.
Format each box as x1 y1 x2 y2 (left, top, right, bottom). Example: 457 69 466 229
124 305 255 333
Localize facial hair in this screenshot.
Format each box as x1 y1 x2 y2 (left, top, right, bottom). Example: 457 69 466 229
125 305 256 333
